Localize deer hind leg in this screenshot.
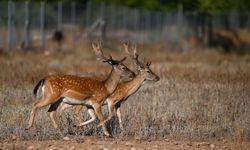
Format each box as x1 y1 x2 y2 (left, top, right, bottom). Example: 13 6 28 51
26 96 56 130
58 103 73 117
78 107 96 127
47 98 63 129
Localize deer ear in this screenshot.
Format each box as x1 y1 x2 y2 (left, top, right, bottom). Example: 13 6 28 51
103 59 120 65
102 55 113 64
103 60 109 63
103 60 115 65
120 57 127 62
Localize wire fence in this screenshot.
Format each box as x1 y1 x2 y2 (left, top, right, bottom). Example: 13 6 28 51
0 1 250 51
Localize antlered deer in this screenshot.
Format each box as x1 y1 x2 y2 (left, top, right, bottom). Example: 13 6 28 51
59 43 160 131
26 42 135 136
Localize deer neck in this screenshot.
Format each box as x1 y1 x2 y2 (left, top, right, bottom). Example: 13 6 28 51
125 74 146 96
104 67 121 94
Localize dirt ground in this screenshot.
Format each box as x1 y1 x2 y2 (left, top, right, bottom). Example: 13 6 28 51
1 136 248 150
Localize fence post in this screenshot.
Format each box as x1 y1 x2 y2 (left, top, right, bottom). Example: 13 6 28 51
146 11 151 43
141 10 147 44
133 9 139 43
22 1 30 49
12 2 16 47
40 1 45 50
176 3 183 48
229 10 239 32
57 1 62 30
123 7 128 41
86 1 91 27
100 3 105 19
7 0 13 50
110 3 115 38
100 3 106 41
71 1 76 47
248 14 250 29
156 12 162 37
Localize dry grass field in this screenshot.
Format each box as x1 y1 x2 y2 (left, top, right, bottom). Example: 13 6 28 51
0 40 250 149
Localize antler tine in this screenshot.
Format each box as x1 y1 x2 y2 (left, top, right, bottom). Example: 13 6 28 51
98 39 103 49
92 42 108 61
143 57 146 64
123 42 138 60
147 61 151 66
131 44 139 59
123 42 130 55
143 57 151 67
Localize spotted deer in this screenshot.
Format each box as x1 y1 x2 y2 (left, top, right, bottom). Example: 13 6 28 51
59 43 160 131
26 42 135 136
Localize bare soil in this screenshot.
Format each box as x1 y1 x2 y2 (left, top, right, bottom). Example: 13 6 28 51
1 136 248 150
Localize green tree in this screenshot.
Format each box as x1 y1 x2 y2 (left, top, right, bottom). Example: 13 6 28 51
198 0 236 13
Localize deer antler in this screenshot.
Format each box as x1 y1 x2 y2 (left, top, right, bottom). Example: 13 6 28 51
123 42 141 65
146 61 151 66
142 56 152 67
92 41 109 61
131 44 139 60
123 42 152 68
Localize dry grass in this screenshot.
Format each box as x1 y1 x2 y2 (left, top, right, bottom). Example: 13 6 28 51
0 40 250 145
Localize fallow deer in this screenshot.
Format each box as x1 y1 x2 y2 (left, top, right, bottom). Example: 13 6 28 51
59 43 160 131
26 42 135 136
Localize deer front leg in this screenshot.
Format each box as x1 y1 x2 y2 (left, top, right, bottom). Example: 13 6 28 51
59 103 96 127
104 100 115 124
93 103 110 137
116 103 124 131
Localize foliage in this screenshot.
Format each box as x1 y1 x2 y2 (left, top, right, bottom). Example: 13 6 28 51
1 0 250 13
93 0 250 13
198 0 237 14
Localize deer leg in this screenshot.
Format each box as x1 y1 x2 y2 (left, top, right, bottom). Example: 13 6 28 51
48 111 58 129
73 105 84 124
47 99 62 129
77 107 96 127
58 103 73 117
115 103 124 131
26 96 56 130
104 102 115 124
93 103 110 137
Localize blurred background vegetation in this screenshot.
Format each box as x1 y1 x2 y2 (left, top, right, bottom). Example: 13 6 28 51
3 0 250 13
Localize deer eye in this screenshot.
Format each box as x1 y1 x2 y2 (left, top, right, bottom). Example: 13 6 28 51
122 67 126 70
147 70 150 73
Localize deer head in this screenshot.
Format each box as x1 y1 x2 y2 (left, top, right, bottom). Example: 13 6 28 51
123 42 160 82
92 41 135 78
